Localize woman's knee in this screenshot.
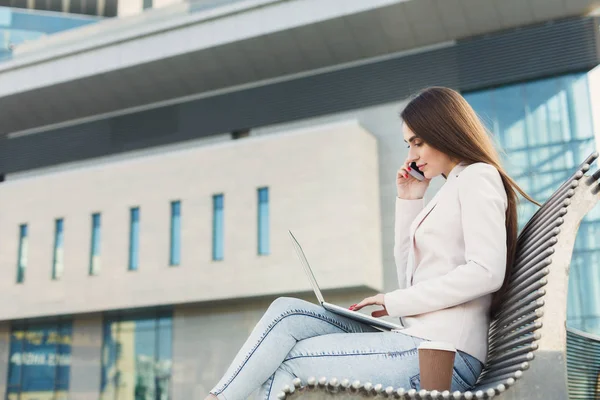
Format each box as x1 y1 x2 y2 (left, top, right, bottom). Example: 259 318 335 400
267 297 310 315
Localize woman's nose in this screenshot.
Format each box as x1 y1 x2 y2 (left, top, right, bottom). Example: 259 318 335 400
407 147 418 161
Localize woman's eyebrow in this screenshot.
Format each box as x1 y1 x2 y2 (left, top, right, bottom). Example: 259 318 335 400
404 136 417 143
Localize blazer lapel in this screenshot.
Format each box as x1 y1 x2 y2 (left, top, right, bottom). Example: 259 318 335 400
405 190 442 286
409 189 442 238
405 162 469 286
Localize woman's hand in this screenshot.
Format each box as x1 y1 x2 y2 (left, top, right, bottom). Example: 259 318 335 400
397 160 431 200
350 294 389 318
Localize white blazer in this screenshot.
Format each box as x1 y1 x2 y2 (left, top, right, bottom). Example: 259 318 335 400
384 162 508 363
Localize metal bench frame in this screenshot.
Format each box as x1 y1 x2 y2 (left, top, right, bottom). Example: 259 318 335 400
277 152 600 400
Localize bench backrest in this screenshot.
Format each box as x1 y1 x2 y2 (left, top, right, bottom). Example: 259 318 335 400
473 151 600 398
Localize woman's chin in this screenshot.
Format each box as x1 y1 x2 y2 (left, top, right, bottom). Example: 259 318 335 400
425 171 441 179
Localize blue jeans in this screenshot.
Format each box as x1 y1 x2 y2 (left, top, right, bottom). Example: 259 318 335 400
210 297 483 400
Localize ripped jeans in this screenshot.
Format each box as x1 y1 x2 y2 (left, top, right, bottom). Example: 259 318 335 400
210 297 483 400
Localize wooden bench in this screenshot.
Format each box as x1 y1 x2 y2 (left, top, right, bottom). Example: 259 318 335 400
277 152 600 400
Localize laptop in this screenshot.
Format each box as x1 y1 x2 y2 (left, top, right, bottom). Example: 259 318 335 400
288 230 403 331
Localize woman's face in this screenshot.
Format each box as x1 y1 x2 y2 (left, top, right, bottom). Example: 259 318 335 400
403 124 457 179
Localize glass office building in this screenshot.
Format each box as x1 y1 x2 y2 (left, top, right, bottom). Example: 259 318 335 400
0 2 599 399
0 6 100 61
465 73 600 337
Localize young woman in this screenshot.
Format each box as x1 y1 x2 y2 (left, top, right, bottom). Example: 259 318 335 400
205 87 538 400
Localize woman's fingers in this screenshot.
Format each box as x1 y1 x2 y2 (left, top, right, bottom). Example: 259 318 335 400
351 297 373 311
351 295 385 312
371 309 389 318
397 167 409 180
398 160 416 180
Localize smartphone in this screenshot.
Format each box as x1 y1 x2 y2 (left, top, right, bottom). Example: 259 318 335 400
408 162 425 181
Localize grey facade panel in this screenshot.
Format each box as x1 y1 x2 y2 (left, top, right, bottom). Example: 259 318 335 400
457 17 600 91
110 105 180 150
0 120 113 172
0 16 598 174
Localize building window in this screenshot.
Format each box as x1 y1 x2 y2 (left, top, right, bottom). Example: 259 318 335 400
129 207 140 271
7 320 73 399
169 201 181 266
258 187 270 255
52 219 64 280
16 224 27 284
100 310 172 400
465 73 599 335
212 194 224 261
143 0 152 9
90 213 101 276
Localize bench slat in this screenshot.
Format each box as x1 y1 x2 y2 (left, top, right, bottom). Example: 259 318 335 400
493 289 545 325
489 310 543 342
513 247 554 274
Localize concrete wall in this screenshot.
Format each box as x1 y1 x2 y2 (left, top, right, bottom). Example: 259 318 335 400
152 0 183 8
0 323 10 396
70 314 103 400
0 121 383 320
117 0 144 16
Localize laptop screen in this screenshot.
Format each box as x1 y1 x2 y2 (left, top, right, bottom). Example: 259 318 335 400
288 230 325 304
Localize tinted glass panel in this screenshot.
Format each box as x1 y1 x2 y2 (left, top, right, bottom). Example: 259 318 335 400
101 311 172 400
465 73 599 335
7 321 73 399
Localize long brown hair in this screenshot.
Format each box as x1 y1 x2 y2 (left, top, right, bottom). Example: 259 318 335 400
400 87 540 317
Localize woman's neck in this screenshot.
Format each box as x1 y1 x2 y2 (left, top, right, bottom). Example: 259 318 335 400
443 161 460 178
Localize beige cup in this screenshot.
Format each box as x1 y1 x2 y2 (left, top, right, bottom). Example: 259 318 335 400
417 341 456 391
